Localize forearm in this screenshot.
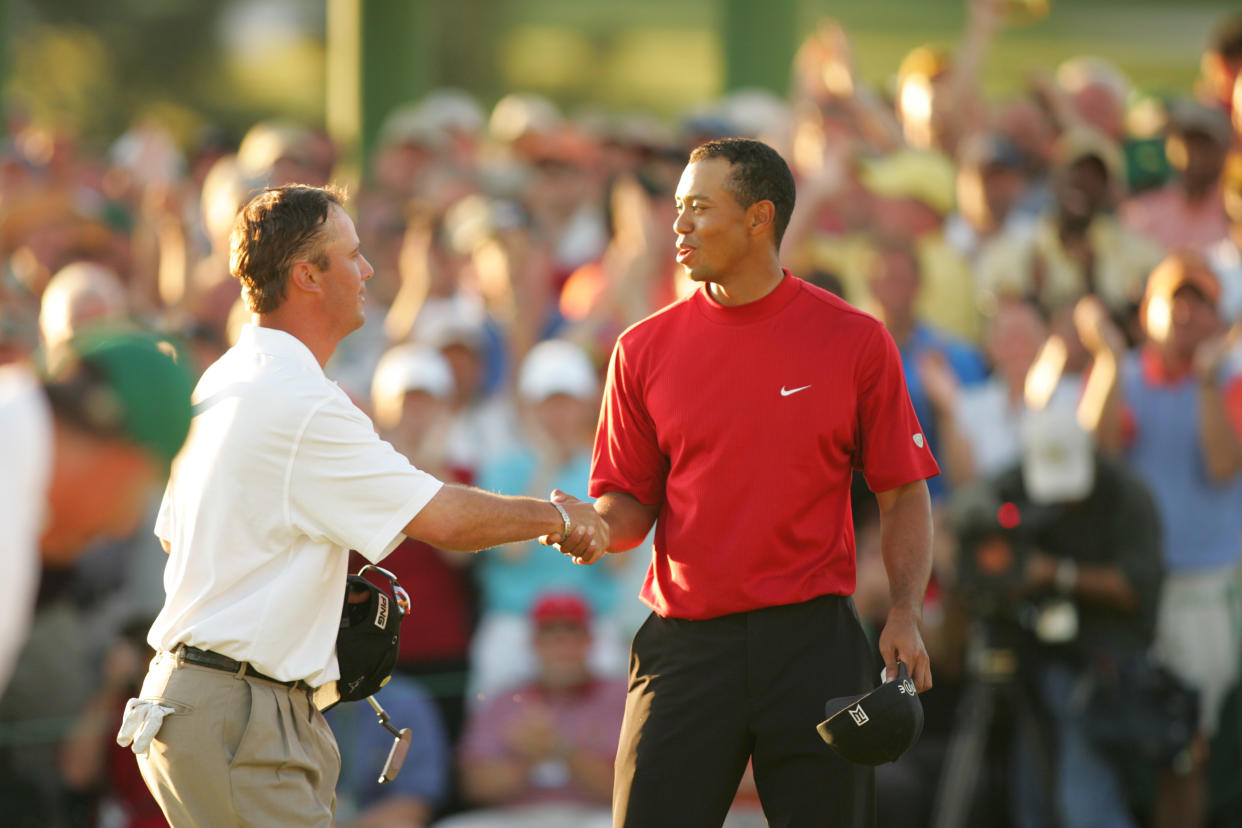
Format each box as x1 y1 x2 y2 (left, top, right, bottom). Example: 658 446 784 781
1199 384 1242 481
566 750 616 804
875 480 934 617
403 485 565 552
933 407 978 487
59 691 123 788
1070 563 1141 613
459 759 531 805
1080 352 1125 455
595 491 659 552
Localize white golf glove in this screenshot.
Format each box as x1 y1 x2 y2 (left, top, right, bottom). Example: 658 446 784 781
116 698 176 755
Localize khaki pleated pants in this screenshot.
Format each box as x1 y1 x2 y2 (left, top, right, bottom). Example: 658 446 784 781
136 650 340 827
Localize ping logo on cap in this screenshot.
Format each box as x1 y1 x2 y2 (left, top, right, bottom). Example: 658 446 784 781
375 593 389 629
900 679 916 695
848 704 869 726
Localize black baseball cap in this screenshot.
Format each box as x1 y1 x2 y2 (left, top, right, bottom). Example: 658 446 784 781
816 661 924 765
335 566 408 705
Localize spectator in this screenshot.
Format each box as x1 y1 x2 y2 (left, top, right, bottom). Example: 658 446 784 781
0 333 192 827
37 261 129 348
925 298 1077 487
1053 57 1131 142
470 340 626 702
367 343 477 750
1205 149 1242 321
437 592 625 828
945 132 1037 263
326 674 452 828
0 331 193 694
862 149 982 342
866 235 988 500
1197 13 1242 115
1084 251 1242 828
56 618 163 828
412 297 518 483
1121 100 1233 252
488 93 607 285
975 126 1162 318
958 405 1164 827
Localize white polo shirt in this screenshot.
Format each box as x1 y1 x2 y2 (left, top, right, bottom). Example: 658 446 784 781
149 325 442 687
0 365 52 694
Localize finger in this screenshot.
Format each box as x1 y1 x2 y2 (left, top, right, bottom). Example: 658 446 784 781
549 489 576 503
560 526 596 559
916 659 933 693
906 652 932 692
116 698 144 747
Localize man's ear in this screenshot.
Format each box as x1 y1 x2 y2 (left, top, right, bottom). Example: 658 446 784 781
288 261 322 296
748 200 775 238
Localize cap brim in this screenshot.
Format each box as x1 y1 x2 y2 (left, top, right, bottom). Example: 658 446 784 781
815 664 924 765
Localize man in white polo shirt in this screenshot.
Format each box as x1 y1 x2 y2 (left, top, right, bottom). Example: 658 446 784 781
119 184 608 827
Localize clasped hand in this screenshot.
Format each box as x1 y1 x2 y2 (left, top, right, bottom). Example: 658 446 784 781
539 489 610 565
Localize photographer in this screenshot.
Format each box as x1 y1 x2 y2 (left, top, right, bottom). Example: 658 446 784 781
952 405 1164 828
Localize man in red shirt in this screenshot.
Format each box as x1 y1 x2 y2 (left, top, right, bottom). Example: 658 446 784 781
558 139 938 827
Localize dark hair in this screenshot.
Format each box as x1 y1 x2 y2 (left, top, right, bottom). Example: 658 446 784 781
1210 13 1242 60
688 138 796 248
229 184 345 313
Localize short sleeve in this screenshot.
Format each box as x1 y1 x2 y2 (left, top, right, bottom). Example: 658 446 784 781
856 325 941 492
288 396 443 562
590 339 668 505
154 485 173 545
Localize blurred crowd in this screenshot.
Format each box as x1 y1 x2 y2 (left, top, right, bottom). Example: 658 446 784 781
3 2 1242 826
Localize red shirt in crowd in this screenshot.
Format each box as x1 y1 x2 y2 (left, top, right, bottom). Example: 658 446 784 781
591 274 939 620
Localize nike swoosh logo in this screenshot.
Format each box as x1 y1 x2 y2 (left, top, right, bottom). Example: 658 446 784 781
780 385 811 397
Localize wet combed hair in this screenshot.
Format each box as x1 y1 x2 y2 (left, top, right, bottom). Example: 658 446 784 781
228 184 345 313
688 138 796 248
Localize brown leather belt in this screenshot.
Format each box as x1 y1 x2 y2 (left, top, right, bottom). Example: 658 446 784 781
177 645 310 691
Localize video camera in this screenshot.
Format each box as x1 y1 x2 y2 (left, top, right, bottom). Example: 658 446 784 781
949 481 1057 626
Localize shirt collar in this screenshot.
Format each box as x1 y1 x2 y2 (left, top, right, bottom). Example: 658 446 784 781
693 269 800 325
1140 343 1193 386
237 324 324 375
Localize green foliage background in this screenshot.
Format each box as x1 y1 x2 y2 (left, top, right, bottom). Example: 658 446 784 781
2 0 1235 151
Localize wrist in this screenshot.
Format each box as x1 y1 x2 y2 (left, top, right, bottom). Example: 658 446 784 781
887 603 923 623
549 500 572 538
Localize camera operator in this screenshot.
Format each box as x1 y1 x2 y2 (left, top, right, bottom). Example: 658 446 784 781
952 404 1164 828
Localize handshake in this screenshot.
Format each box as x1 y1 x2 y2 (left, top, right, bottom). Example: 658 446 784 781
539 489 611 566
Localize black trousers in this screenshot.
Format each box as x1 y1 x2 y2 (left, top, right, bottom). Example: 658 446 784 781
613 594 878 828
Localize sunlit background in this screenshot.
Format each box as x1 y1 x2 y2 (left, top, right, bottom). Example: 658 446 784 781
3 0 1235 171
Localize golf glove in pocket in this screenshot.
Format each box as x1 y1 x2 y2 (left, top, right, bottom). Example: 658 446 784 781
116 698 176 755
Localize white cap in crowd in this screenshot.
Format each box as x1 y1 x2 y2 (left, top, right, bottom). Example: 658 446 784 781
517 339 598 403
372 344 455 418
1021 405 1095 504
413 297 489 353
